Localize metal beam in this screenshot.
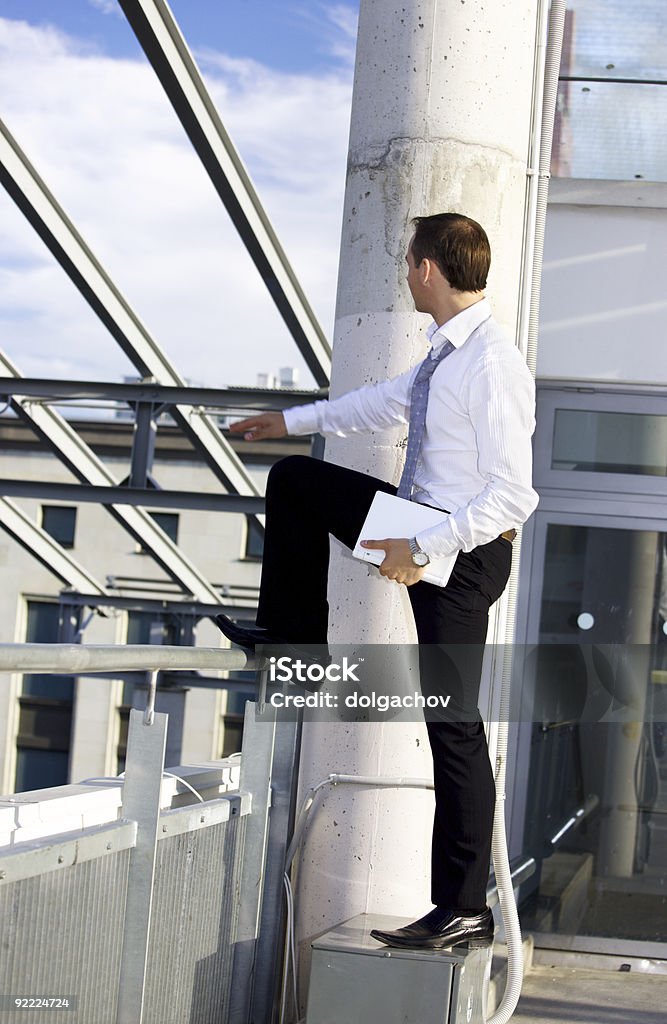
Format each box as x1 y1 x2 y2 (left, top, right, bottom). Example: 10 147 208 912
0 378 326 410
0 118 263 504
55 593 257 619
117 0 331 387
0 351 223 604
0 498 108 594
0 642 249 675
0 479 265 513
129 402 158 488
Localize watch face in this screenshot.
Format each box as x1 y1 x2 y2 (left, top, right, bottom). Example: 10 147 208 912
413 551 429 567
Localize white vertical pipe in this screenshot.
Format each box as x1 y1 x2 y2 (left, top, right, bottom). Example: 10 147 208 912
295 0 541 999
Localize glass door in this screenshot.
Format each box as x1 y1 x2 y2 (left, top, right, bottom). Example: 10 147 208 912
514 514 667 955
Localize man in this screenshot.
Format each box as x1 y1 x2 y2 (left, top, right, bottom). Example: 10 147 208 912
216 213 538 949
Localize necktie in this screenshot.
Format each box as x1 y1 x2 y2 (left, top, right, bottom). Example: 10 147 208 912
397 339 455 500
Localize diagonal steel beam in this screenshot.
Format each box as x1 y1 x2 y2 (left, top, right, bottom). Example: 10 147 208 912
0 498 108 594
0 351 223 603
117 0 332 387
0 118 262 505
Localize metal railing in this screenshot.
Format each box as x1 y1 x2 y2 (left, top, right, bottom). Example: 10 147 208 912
0 642 297 1024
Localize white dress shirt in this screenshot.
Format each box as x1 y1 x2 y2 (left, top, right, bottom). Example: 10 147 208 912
282 298 539 559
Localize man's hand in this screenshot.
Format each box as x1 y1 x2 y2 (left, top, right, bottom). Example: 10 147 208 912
361 538 427 586
229 412 287 441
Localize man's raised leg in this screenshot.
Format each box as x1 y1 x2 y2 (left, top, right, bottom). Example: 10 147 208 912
256 455 396 642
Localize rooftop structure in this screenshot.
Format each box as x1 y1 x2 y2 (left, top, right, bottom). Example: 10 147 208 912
1 0 666 1022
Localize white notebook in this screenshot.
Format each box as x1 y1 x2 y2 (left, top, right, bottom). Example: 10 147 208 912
352 491 457 588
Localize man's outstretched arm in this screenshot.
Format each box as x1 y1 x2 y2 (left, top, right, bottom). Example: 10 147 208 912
230 369 417 442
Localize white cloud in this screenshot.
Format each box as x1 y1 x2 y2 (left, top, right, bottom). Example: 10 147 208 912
0 14 354 389
290 2 358 66
87 0 124 18
326 4 358 59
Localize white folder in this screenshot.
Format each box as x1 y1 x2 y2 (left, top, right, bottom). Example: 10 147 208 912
352 491 457 588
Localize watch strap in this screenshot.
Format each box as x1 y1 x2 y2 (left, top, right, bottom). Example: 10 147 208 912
409 537 429 566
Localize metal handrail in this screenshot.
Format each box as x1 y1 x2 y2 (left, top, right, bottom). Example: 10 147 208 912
0 642 256 674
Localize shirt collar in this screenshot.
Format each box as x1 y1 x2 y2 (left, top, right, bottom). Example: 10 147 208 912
426 297 491 354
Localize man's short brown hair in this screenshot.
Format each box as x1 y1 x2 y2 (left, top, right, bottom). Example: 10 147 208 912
411 213 491 292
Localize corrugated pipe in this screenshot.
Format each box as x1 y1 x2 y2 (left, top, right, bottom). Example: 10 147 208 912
488 2 567 1023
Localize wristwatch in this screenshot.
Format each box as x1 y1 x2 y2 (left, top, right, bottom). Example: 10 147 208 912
409 537 430 567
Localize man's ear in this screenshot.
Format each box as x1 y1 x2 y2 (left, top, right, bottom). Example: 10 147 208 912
419 257 432 284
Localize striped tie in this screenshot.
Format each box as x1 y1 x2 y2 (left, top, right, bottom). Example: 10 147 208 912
397 339 455 500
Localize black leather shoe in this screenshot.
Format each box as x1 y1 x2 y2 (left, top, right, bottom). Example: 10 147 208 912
370 907 494 950
211 614 330 676
211 612 269 651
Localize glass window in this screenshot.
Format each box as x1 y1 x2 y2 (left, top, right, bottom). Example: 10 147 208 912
126 609 178 646
120 611 180 772
137 511 179 553
16 601 74 793
41 506 77 548
244 516 264 560
560 0 666 82
537 523 661 641
22 602 74 700
554 81 667 182
14 749 70 793
552 409 667 476
552 0 667 181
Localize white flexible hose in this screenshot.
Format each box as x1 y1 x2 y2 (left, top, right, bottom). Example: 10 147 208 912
285 773 435 873
487 3 567 1022
280 774 435 1024
487 718 524 1024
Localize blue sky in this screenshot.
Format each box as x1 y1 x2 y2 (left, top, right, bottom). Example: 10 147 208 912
0 1 360 388
1 2 663 390
0 0 359 73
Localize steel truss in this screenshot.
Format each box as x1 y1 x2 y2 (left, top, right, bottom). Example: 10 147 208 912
0 498 108 594
0 0 330 602
0 350 225 603
0 378 324 510
0 119 262 503
118 0 332 387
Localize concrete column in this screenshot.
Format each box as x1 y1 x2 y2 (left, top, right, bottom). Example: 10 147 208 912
295 0 540 990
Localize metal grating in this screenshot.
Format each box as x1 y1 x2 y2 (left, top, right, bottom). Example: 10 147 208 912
143 814 248 1024
0 849 131 1024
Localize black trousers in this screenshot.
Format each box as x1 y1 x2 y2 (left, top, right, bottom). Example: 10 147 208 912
256 455 512 910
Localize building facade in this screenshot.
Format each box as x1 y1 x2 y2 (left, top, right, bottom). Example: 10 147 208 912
0 416 309 795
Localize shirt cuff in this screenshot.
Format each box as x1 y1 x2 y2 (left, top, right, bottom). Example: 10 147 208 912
415 519 460 560
282 404 320 436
